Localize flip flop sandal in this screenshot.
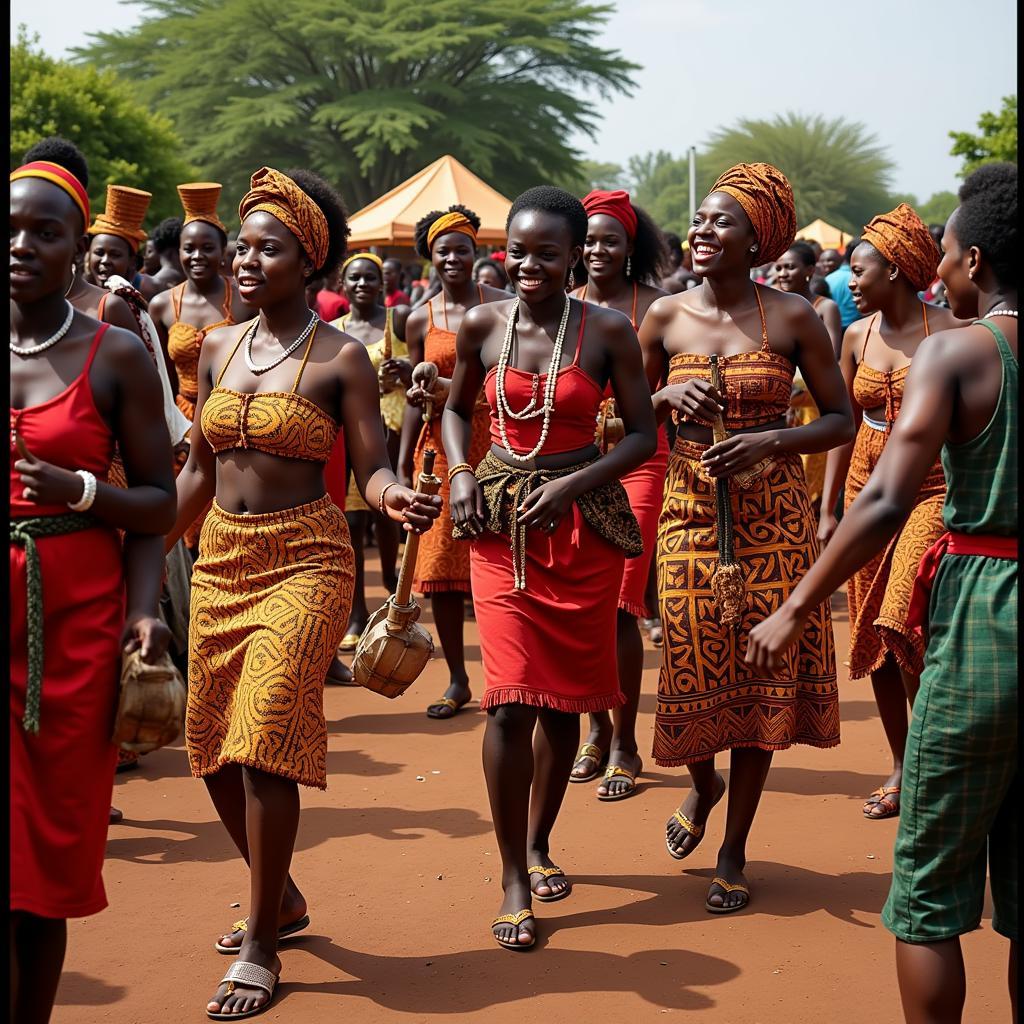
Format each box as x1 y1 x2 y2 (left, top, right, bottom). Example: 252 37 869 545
338 632 362 653
569 742 608 784
596 761 642 802
207 961 279 1020
705 877 750 915
491 909 535 950
863 786 900 819
214 914 311 955
426 696 469 719
528 865 571 903
666 778 726 861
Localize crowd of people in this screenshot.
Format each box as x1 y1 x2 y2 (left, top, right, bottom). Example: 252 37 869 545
10 133 1016 1024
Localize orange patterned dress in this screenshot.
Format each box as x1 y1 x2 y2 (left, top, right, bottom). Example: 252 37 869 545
654 296 839 766
412 297 491 594
845 312 946 679
167 281 235 547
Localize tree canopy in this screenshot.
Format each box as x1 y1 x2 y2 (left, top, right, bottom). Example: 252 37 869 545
10 30 196 225
949 96 1017 177
75 0 638 218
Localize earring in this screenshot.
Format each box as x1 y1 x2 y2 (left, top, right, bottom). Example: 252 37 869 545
626 255 632 279
567 267 576 291
64 262 77 297
750 245 758 253
968 269 976 280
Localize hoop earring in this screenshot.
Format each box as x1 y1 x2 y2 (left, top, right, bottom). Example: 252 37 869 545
567 267 576 291
625 255 632 279
64 262 77 298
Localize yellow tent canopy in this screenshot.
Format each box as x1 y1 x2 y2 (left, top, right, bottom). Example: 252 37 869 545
346 155 512 248
795 218 851 252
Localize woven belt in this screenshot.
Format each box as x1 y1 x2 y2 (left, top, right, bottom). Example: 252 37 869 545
10 513 97 733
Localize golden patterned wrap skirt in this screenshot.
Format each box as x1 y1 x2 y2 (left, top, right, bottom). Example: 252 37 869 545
186 494 354 790
653 439 839 765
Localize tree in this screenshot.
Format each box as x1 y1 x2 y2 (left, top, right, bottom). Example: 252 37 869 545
700 113 897 234
558 159 627 198
74 1 639 218
949 96 1017 177
10 29 197 225
916 191 959 225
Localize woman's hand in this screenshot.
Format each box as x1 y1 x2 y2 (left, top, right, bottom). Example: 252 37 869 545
122 613 172 664
655 379 724 422
701 431 778 479
817 509 840 546
383 484 442 534
379 357 412 393
14 434 88 506
449 472 484 537
745 602 808 672
406 375 450 409
516 476 580 534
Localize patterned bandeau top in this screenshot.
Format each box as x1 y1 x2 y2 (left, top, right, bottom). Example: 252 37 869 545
852 306 932 426
668 287 794 431
201 321 338 463
167 280 235 402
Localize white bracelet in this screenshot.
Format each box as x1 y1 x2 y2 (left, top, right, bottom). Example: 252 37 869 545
67 469 97 512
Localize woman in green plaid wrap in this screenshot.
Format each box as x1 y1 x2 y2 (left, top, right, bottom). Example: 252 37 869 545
747 161 1017 1024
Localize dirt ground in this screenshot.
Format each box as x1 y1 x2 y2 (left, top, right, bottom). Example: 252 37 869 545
56 574 1006 1023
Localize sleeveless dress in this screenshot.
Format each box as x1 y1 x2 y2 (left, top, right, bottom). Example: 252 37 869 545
845 308 946 679
10 325 125 917
188 324 354 790
883 318 1017 944
412 290 492 594
654 290 839 765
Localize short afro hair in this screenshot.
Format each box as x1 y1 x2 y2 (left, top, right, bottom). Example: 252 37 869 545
152 216 183 255
414 204 482 260
283 167 350 278
22 136 89 189
955 162 1016 286
785 240 818 267
507 186 588 249
627 203 670 285
472 256 509 288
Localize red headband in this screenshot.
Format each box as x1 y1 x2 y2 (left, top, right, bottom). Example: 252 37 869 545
582 189 637 240
10 160 91 228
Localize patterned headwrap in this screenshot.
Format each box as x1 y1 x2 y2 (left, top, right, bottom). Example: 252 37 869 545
341 251 384 276
861 203 939 292
87 184 152 252
581 189 638 240
708 162 797 264
10 161 91 228
177 182 228 234
239 167 329 268
426 210 478 250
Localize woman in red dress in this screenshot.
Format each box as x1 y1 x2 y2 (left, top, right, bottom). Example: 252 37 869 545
444 187 657 948
10 145 176 1024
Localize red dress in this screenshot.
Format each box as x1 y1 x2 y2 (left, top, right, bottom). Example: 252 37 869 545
472 303 627 712
10 325 125 918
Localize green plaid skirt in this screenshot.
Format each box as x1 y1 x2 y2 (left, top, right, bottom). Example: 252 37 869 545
882 552 1018 943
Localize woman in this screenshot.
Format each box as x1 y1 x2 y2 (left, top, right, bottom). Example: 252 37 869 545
85 183 151 290
168 166 439 1017
151 182 249 552
567 188 669 801
775 240 843 513
473 256 509 291
819 204 962 822
748 162 1017 1024
10 156 176 1024
639 163 854 913
330 252 412 650
398 205 506 719
444 185 657 948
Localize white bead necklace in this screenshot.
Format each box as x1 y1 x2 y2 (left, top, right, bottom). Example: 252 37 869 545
495 297 571 462
244 311 319 375
984 309 1018 318
10 301 75 357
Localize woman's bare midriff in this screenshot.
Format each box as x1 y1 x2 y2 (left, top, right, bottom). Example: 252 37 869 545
214 450 329 514
489 442 600 472
676 416 787 445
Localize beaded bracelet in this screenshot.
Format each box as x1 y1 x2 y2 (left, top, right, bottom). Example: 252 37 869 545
67 469 97 512
377 481 399 517
447 462 474 483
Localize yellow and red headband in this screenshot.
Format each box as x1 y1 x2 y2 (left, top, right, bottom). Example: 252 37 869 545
341 251 384 275
426 211 477 250
239 166 329 268
10 160 91 228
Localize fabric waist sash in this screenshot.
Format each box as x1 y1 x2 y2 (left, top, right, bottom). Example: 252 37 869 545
906 530 1018 637
452 449 642 590
10 513 99 734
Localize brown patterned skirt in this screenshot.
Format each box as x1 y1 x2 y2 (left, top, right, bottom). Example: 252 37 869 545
844 420 946 678
653 438 839 766
186 494 353 789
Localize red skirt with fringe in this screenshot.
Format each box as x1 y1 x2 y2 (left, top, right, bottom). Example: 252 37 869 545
471 506 626 713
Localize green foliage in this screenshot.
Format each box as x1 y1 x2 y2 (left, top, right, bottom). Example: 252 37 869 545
558 159 627 197
700 113 896 234
10 29 196 226
916 191 958 225
74 0 639 217
949 96 1018 177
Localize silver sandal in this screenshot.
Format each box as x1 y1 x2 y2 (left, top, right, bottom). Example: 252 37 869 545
207 961 279 1020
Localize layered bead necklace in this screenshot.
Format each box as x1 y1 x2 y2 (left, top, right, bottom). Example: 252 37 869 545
494 297 571 462
244 310 319 375
10 301 75 357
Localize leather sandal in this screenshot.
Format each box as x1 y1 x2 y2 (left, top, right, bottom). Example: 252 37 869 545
338 632 362 653
597 761 642 802
705 877 750 915
207 961 280 1019
863 786 900 819
666 775 726 860
569 742 608 784
528 865 571 903
215 914 311 955
426 695 469 719
492 909 535 950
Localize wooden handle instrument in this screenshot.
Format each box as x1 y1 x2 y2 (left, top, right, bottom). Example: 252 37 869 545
709 354 744 627
414 360 439 424
377 313 394 394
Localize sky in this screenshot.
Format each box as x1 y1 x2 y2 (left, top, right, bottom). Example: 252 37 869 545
11 0 1018 201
